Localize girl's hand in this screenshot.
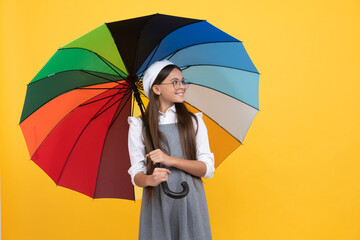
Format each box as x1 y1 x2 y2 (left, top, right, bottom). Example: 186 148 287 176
147 168 171 186
146 149 175 167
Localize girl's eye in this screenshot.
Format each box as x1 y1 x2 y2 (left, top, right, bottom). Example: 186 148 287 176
172 80 179 85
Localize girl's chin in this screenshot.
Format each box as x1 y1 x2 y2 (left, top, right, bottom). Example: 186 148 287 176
174 98 184 103
175 94 185 101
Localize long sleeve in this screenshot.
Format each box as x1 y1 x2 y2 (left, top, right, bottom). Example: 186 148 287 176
193 112 215 179
127 116 147 187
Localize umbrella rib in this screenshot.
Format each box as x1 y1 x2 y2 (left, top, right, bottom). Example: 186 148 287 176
92 88 133 199
136 41 243 77
80 70 125 84
79 93 120 107
149 40 260 74
138 90 153 116
166 40 242 59
166 50 178 60
96 54 128 79
181 64 260 75
77 88 118 90
29 85 125 161
109 89 133 133
164 40 241 59
56 88 121 186
138 43 161 80
187 82 260 111
133 15 156 76
137 89 146 98
91 87 132 121
77 85 128 92
27 69 124 87
77 83 130 92
184 101 243 145
136 20 207 75
59 47 128 77
21 74 126 125
78 88 129 107
131 91 135 117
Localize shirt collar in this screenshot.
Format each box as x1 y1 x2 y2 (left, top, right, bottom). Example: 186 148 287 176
159 104 176 115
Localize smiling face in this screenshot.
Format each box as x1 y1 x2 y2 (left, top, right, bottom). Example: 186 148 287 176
152 68 186 112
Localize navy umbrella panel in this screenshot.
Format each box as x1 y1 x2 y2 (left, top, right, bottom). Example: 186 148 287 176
136 20 240 74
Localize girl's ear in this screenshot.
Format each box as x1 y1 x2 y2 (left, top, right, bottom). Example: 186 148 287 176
152 85 161 96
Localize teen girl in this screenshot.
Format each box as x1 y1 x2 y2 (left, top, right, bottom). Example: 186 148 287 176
127 60 215 240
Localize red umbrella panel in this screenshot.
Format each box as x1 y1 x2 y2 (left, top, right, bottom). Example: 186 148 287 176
21 81 136 199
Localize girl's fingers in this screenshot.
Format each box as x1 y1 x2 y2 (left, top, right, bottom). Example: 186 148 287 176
153 168 171 173
154 167 161 172
150 168 171 186
147 149 164 158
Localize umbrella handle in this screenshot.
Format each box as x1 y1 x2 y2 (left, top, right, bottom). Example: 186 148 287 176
161 181 189 199
157 163 189 199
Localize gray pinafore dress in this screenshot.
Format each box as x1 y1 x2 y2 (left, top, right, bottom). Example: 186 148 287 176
139 123 212 240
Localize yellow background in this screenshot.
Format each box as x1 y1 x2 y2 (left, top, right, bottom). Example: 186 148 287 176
1 0 360 239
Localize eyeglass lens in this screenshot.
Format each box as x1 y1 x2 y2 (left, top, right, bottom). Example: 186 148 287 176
174 80 189 89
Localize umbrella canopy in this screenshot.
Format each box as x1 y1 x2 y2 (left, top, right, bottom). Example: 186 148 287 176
19 13 260 200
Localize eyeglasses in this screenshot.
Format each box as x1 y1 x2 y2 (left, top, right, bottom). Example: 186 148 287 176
158 79 189 90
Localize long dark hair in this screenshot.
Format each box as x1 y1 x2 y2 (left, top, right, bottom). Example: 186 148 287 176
142 64 201 202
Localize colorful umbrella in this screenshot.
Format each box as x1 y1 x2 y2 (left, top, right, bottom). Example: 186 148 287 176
20 13 260 200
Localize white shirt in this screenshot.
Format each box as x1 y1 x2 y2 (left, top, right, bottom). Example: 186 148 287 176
127 104 215 187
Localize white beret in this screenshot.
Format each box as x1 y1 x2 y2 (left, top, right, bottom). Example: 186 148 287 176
142 60 174 98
